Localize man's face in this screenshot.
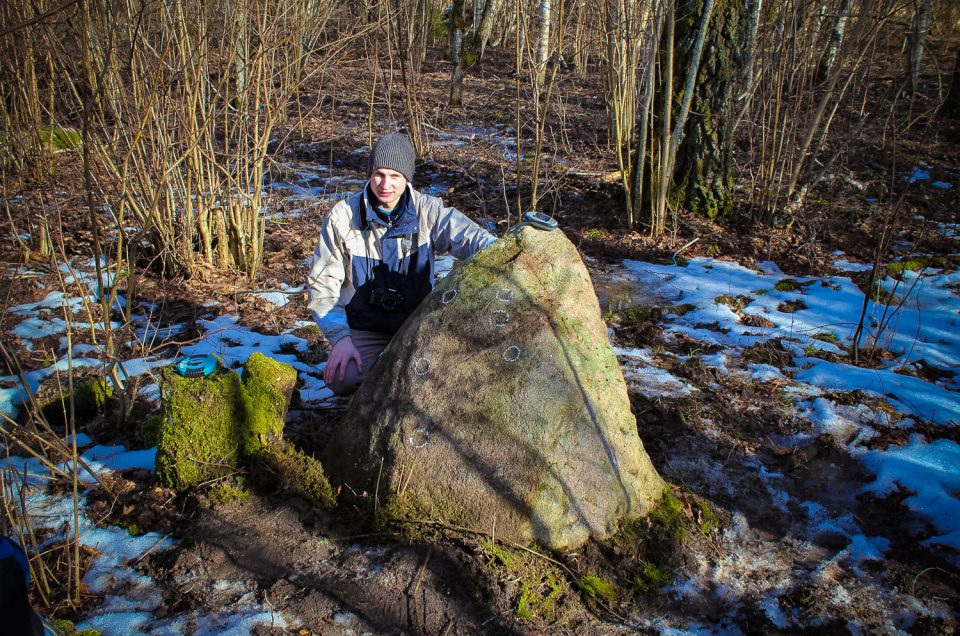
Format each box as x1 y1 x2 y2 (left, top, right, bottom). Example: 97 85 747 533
370 168 407 210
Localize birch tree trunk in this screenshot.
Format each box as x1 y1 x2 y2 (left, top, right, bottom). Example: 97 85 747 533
536 0 552 85
475 0 502 61
733 0 762 128
908 0 932 95
606 0 638 147
820 0 853 80
450 0 466 106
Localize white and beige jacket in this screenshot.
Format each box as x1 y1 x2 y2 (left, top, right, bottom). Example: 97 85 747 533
306 182 495 345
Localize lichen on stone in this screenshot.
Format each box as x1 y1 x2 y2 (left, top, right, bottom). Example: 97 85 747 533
324 226 664 550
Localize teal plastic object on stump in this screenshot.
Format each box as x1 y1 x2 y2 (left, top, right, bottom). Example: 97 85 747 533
173 354 218 378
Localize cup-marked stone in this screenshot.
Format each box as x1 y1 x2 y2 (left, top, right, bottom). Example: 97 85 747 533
322 225 664 549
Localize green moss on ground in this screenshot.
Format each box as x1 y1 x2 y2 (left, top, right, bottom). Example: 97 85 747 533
669 303 697 316
49 618 101 635
41 126 82 151
583 228 609 241
252 442 336 509
714 294 752 310
517 571 563 620
622 305 660 322
484 540 522 569
887 258 938 275
605 304 666 347
811 331 840 345
694 499 722 535
633 560 673 595
594 486 722 603
480 540 570 623
209 482 252 505
649 488 687 542
578 574 617 602
78 377 113 413
773 278 816 292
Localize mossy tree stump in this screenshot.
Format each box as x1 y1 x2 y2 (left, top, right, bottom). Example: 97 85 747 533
155 353 296 490
36 371 113 426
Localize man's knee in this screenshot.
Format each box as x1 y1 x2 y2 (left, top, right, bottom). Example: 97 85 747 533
326 361 362 396
326 331 391 396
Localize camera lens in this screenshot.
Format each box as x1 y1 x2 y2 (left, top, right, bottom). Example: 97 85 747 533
372 288 403 311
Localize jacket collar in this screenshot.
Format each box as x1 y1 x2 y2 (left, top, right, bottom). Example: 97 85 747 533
361 182 419 237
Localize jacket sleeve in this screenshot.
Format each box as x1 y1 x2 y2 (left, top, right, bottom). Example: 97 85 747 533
306 204 352 346
428 197 497 259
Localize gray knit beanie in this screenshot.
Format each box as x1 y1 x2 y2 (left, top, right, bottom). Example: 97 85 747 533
368 134 416 183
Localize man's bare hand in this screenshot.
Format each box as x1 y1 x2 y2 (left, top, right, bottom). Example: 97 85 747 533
324 336 362 385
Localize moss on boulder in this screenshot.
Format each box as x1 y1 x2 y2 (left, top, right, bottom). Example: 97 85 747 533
155 353 297 490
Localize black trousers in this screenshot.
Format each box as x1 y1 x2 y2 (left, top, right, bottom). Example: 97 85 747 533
0 552 41 636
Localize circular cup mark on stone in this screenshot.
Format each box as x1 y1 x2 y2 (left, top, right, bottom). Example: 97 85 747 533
441 289 459 305
491 310 510 328
503 345 521 362
408 428 429 448
496 288 514 303
414 357 431 376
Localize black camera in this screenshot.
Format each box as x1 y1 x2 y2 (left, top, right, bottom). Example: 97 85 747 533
370 287 405 311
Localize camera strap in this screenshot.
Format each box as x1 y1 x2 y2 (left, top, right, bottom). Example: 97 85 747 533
399 232 418 276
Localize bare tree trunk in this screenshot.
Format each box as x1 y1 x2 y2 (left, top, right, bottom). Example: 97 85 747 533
646 0 740 230
450 0 466 106
908 0 932 95
630 1 664 230
943 46 960 118
733 0 762 128
606 0 638 146
391 0 426 152
820 0 853 80
573 0 589 74
536 0 552 85
475 0 502 61
607 0 654 227
650 3 674 237
230 0 249 101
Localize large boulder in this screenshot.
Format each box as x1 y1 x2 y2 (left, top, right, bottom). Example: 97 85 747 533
322 225 664 549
